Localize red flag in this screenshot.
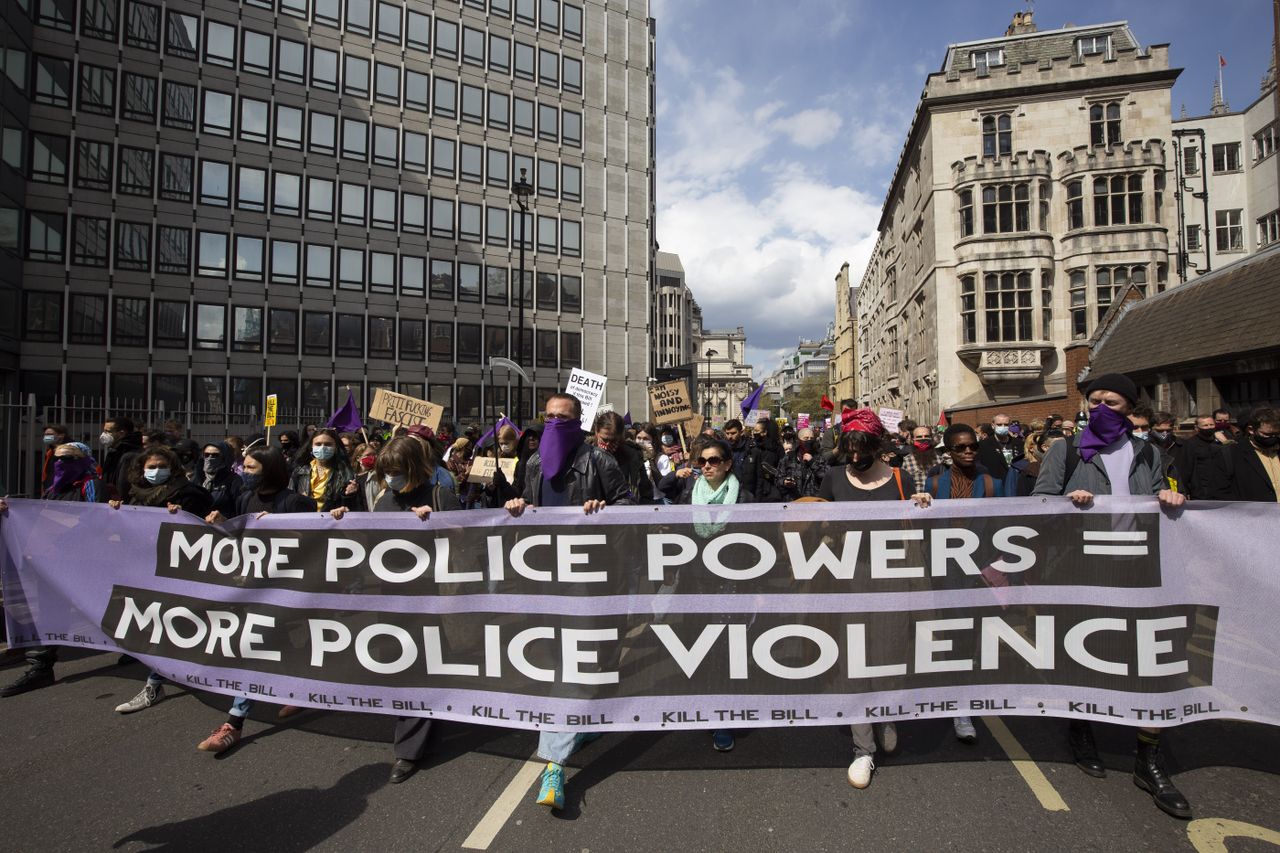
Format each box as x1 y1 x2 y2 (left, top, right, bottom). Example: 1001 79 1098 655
820 394 835 411
937 410 948 427
1219 54 1226 67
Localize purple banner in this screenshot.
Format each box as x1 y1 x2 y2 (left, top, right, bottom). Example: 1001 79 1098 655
2 497 1278 731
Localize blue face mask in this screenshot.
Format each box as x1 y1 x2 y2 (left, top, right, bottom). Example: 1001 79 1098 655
241 472 262 491
994 426 1010 437
312 445 335 461
43 434 57 445
1132 430 1150 441
385 474 407 491
144 467 171 485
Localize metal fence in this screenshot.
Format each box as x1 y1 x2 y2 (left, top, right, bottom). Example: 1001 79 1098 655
0 394 334 497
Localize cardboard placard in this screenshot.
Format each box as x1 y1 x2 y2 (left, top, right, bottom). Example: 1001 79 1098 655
368 388 444 431
878 407 904 434
263 394 278 428
684 413 706 437
469 456 518 485
565 368 607 426
649 379 694 425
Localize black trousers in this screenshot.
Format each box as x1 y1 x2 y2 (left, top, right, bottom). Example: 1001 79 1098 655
393 716 433 761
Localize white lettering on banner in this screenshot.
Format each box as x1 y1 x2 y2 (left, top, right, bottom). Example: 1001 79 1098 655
112 596 280 661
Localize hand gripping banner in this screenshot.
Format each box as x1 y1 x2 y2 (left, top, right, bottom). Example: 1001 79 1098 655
2 497 1277 732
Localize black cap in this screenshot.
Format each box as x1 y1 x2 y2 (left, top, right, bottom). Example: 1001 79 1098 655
1085 372 1138 405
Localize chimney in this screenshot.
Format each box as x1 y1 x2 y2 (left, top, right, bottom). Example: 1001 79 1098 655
1005 10 1037 36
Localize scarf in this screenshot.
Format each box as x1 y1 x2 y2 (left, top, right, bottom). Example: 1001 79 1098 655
129 478 184 507
539 417 583 481
48 457 94 495
692 473 739 537
1078 404 1131 462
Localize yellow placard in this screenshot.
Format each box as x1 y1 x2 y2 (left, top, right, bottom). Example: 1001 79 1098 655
264 394 278 427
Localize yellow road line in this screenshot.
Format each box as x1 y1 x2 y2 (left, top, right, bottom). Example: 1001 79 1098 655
1187 817 1280 852
982 716 1070 812
461 756 546 850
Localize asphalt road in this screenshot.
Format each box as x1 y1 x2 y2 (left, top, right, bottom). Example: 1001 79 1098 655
2 648 1278 853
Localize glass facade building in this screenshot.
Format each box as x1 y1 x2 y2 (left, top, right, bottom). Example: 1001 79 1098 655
3 0 655 427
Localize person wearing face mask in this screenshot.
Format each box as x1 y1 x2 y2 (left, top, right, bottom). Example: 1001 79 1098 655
224 435 247 476
777 428 828 500
329 436 460 781
590 411 650 504
976 413 1023 481
38 423 70 494
899 424 946 488
1181 414 1235 500
99 416 144 501
1147 412 1186 493
749 418 783 502
277 430 302 467
288 428 357 512
1032 373 1191 819
632 423 669 502
1226 406 1280 502
1009 429 1066 497
1211 408 1241 443
511 423 543 499
0 442 106 698
199 442 243 517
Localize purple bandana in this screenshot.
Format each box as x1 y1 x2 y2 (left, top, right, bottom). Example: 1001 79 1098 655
1078 404 1131 462
539 417 583 480
48 457 94 494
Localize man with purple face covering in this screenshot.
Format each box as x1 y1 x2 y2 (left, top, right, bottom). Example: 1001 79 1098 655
1033 372 1190 820
504 392 631 811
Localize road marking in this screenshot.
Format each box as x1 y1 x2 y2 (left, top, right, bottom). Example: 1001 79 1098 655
461 756 545 851
1187 817 1280 852
981 717 1070 812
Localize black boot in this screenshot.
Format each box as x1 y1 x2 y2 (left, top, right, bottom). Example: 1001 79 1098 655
1133 739 1192 819
0 666 55 698
1067 720 1106 778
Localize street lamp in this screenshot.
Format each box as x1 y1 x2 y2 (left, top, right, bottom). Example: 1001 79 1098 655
703 348 718 419
512 168 533 424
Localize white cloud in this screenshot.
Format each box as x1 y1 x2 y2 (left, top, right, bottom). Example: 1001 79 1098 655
772 108 844 149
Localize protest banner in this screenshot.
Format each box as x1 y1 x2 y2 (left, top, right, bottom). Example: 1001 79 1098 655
4 498 1278 733
565 369 607 426
798 413 811 430
878 407 904 433
469 456 518 485
368 388 443 431
649 379 694 425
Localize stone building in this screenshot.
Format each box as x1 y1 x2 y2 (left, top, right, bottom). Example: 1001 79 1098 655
695 326 751 424
857 13 1181 426
652 249 699 371
828 261 856 404
3 0 655 435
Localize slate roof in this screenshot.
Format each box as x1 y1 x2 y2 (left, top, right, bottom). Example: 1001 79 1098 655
1088 244 1280 377
945 22 1138 72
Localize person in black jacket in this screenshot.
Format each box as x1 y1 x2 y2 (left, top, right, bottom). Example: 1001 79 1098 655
976 413 1023 481
198 441 243 517
0 442 107 698
1150 411 1187 493
100 416 144 500
590 411 651 504
1182 414 1235 500
749 417 783 501
1228 406 1280 502
108 446 213 518
288 428 358 512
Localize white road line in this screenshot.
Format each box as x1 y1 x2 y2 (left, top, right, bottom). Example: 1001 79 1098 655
461 756 545 851
982 716 1070 812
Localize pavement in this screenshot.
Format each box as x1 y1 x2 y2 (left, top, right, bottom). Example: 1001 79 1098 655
1 648 1278 853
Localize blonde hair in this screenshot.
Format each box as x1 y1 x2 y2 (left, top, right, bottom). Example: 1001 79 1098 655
54 443 87 458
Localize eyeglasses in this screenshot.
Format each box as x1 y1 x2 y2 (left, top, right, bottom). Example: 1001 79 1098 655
949 443 978 452
697 456 727 467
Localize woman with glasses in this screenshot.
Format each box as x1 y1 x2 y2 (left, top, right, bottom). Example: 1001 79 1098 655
818 409 931 791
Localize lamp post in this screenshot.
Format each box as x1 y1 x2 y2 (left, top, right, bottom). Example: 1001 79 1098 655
512 168 533 424
703 348 718 419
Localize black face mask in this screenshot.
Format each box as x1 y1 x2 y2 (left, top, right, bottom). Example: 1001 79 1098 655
849 456 875 472
1197 428 1218 442
1253 433 1280 450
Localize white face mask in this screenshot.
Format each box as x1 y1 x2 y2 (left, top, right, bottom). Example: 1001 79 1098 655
385 474 407 491
100 432 115 447
43 434 57 445
144 467 171 485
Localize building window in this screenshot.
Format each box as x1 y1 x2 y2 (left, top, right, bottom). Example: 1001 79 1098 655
563 110 582 147
562 332 581 368
234 235 264 281
1075 34 1111 59
336 314 363 358
273 172 301 216
1186 223 1202 252
983 271 1032 342
536 272 558 310
1215 209 1243 252
372 189 397 230
312 46 338 90
113 296 149 347
338 248 365 291
202 90 234 136
537 216 557 252
344 54 370 97
1212 142 1242 173
434 77 457 119
486 267 509 305
38 0 74 32
306 244 333 287
981 113 1011 158
192 304 224 350
1254 123 1277 162
23 292 62 342
956 189 974 237
970 48 1002 74
200 160 230 206
1092 174 1143 226
1090 101 1121 147
561 275 582 314
1182 145 1199 175
430 259 454 299
77 64 117 115
400 319 425 361
377 2 403 43
303 312 331 355
74 140 112 191
115 221 150 271
562 220 581 256
197 232 228 278
156 226 190 274
161 81 196 130
959 275 976 344
429 321 453 362
69 294 107 344
237 166 267 212
275 105 303 149
125 1 160 49
34 56 71 107
1068 269 1088 339
981 183 1029 233
1258 210 1280 248
30 134 68 184
239 98 269 144
204 20 236 67
122 73 157 122
538 49 559 86
310 112 336 156
277 39 305 82
490 34 511 71
458 324 482 364
242 30 272 76
268 308 298 354
564 4 583 39
536 329 557 367
431 198 454 239
232 306 263 352
152 300 187 348
271 240 299 285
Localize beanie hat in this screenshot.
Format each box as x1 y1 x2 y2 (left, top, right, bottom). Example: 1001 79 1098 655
1085 372 1138 405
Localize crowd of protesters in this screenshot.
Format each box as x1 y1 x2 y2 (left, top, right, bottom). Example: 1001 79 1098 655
2 374 1278 819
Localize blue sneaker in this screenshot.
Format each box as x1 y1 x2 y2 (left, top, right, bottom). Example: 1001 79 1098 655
535 762 564 810
712 730 735 752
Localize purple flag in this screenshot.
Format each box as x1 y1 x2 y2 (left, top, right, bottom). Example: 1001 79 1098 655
477 416 518 449
623 411 632 426
325 389 363 433
740 384 764 418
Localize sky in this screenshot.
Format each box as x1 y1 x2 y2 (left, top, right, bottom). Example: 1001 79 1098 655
650 0 1276 380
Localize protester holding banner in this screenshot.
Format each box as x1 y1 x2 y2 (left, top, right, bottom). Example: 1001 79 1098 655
898 423 946 489
816 409 930 789
505 392 632 811
0 442 106 698
511 423 542 499
1032 372 1191 819
632 423 671 501
1008 429 1066 497
777 429 827 500
198 442 243 518
590 411 652 505
287 429 357 513
39 423 70 494
1227 406 1280 502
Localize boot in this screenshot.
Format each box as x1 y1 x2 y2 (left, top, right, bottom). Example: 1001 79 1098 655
1067 720 1105 778
0 666 55 698
1133 738 1192 819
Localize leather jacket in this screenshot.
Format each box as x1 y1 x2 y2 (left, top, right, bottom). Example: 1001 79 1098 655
521 442 633 506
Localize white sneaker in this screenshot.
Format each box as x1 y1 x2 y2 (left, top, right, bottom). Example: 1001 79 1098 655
847 755 875 789
115 682 164 714
878 722 898 755
954 716 977 744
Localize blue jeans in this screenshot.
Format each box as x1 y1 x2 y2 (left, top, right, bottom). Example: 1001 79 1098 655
538 730 595 765
230 696 253 717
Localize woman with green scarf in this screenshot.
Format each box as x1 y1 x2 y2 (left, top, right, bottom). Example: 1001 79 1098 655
658 435 753 752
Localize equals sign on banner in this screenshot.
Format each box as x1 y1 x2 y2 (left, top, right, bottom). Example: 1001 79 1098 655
1081 530 1149 556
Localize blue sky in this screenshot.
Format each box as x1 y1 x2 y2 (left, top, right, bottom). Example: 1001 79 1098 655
650 0 1276 379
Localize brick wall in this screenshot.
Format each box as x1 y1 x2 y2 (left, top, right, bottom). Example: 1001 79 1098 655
1064 342 1091 415
944 395 1070 427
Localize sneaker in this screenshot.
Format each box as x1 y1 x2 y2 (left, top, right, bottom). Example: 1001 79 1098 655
712 730 735 752
115 682 164 714
535 762 565 810
0 667 54 698
197 723 242 754
847 755 875 789
879 722 898 755
954 716 978 744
